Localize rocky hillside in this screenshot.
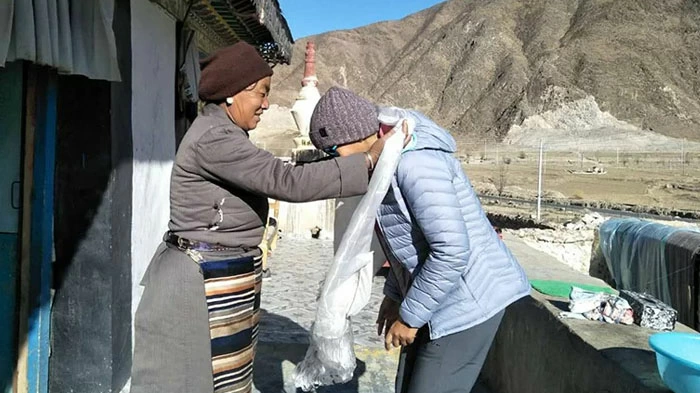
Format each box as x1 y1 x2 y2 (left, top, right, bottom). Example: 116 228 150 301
270 0 700 143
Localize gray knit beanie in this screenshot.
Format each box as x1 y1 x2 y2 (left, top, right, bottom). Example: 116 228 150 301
309 87 379 150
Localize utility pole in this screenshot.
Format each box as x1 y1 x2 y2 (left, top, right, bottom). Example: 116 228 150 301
681 138 686 176
537 139 544 222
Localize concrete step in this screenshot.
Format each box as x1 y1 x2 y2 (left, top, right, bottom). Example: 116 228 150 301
253 343 399 393
253 342 493 392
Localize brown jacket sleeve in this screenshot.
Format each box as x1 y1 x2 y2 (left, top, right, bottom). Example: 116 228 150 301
195 126 368 202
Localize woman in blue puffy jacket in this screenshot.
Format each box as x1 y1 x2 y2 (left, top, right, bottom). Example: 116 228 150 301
308 87 530 393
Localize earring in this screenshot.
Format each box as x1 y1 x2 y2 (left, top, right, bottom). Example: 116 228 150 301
226 97 234 105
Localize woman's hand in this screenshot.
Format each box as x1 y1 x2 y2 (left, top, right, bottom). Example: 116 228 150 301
366 120 411 169
384 319 418 351
376 296 400 337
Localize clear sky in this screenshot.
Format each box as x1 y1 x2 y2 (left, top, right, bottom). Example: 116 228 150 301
278 0 446 40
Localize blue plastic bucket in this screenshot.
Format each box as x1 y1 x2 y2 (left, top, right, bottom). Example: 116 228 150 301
649 332 700 393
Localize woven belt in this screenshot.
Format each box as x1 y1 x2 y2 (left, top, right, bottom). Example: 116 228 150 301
164 232 242 252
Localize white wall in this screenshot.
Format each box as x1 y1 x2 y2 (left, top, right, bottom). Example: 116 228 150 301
277 200 335 239
334 196 386 271
130 0 176 322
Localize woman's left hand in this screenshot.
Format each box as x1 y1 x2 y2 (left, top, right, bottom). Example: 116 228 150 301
385 320 418 350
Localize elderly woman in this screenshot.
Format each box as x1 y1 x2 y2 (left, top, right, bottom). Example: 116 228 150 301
309 87 530 393
130 43 397 393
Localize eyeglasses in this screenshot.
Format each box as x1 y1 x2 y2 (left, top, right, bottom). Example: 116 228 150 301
323 145 339 157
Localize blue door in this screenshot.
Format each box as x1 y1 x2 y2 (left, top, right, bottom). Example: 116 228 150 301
0 62 23 393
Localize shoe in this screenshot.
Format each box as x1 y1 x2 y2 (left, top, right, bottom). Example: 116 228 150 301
262 269 272 280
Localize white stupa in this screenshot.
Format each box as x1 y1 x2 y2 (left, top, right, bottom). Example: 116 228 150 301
291 42 321 156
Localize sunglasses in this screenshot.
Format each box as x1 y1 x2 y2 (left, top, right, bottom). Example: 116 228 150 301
323 145 339 157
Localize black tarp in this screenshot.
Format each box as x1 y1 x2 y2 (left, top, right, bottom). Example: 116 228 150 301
599 219 700 330
664 230 700 330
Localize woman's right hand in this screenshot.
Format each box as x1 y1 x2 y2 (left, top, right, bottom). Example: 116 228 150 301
376 296 401 336
366 120 410 169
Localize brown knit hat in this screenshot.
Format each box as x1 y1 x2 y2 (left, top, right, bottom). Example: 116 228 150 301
309 87 379 150
198 42 273 102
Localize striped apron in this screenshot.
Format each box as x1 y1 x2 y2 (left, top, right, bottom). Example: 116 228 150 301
200 254 263 393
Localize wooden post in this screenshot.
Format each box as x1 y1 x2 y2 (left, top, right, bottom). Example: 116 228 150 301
261 199 281 272
681 138 686 176
27 69 57 393
15 66 56 393
15 63 37 393
269 200 280 251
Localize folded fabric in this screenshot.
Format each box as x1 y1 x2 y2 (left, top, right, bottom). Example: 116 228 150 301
293 126 407 392
530 279 616 299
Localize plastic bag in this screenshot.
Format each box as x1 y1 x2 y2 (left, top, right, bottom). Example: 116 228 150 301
568 287 607 314
294 123 408 392
560 286 633 324
602 297 634 324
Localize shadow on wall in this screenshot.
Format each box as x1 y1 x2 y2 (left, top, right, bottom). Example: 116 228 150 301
47 0 142 390
50 73 134 392
599 347 659 370
254 309 367 393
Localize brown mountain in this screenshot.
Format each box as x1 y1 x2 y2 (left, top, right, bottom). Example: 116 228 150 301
269 0 700 142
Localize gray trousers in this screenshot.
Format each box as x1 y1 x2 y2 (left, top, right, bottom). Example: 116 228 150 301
395 310 504 393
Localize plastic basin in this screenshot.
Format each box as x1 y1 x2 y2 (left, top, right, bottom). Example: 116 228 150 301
649 332 700 393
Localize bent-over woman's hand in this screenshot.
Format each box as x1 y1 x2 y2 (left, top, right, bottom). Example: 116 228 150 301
385 319 418 351
376 296 400 337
